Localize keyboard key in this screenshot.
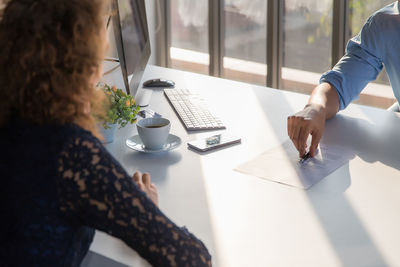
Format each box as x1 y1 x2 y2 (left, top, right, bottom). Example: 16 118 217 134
164 89 226 131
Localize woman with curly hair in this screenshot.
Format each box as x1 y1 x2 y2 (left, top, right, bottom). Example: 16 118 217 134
0 0 211 266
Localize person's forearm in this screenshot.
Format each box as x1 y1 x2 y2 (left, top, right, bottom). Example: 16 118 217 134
307 82 340 120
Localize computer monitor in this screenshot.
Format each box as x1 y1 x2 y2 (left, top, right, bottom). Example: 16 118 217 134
112 0 150 96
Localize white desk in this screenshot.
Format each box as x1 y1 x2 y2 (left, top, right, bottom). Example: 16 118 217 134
90 65 400 267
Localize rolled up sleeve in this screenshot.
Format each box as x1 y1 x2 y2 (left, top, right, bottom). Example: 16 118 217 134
320 16 383 110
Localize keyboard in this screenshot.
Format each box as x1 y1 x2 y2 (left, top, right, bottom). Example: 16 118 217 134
164 88 226 131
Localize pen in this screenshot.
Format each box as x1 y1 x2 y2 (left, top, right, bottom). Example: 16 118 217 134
299 151 311 164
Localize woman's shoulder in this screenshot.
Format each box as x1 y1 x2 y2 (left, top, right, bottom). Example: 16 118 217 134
63 123 99 142
60 123 104 154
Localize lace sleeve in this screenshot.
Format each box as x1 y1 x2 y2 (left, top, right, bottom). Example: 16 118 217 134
57 131 211 266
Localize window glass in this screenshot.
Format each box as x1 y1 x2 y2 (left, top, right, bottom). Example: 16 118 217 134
223 0 267 85
282 0 333 91
170 0 209 74
349 0 393 85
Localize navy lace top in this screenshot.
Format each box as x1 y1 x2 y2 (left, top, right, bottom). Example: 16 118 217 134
0 119 211 266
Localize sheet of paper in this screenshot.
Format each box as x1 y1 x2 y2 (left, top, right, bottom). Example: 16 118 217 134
235 140 354 189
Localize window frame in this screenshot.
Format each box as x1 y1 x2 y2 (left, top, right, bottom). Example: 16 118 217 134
157 0 396 108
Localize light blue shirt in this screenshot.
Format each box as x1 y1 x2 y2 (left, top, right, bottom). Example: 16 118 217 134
320 2 400 110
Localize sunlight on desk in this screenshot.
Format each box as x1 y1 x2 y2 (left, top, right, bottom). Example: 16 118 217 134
236 140 354 189
91 65 400 267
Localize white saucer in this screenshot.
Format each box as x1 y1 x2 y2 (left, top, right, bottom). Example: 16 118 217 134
126 134 182 153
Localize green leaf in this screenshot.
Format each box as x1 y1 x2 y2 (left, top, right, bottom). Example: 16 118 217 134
101 83 142 128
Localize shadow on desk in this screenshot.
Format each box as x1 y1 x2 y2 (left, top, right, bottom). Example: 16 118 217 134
252 86 397 266
122 151 182 184
306 113 400 267
117 148 219 265
81 251 129 267
322 112 400 172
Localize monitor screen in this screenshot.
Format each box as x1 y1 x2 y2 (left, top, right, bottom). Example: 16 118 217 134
113 0 150 97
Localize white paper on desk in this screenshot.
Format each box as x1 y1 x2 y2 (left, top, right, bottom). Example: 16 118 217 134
235 140 354 189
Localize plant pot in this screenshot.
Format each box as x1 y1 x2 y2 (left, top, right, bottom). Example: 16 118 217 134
100 123 117 144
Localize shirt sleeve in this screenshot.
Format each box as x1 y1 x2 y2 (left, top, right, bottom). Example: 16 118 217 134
320 15 384 110
56 129 211 267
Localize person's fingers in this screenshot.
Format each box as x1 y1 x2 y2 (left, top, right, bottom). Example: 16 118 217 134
133 171 141 183
287 116 293 138
292 125 303 152
150 183 156 189
142 173 151 188
288 117 298 141
310 130 322 157
291 121 301 143
288 117 300 151
137 182 144 190
297 126 310 157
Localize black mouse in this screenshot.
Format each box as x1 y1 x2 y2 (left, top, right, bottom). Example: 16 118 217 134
143 78 175 88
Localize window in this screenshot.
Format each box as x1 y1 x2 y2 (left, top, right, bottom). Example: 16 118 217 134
170 0 209 74
282 0 333 93
223 0 267 85
162 0 397 108
349 0 393 86
348 0 393 37
347 0 395 107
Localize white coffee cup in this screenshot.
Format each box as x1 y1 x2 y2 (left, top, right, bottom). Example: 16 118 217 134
137 117 171 150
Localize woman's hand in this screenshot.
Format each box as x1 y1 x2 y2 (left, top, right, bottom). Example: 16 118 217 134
287 103 326 157
133 172 159 207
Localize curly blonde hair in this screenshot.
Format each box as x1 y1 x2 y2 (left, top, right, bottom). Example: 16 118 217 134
0 0 110 137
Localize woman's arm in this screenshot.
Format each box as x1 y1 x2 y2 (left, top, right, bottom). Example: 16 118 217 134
57 130 211 266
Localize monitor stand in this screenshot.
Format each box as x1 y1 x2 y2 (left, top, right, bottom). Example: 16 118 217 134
135 88 152 107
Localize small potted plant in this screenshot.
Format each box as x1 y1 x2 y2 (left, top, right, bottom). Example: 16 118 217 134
101 83 140 143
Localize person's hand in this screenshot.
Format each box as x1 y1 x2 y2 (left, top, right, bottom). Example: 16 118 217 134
133 171 159 207
287 103 326 157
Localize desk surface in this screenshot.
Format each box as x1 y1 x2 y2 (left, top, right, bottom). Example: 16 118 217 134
92 65 400 267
